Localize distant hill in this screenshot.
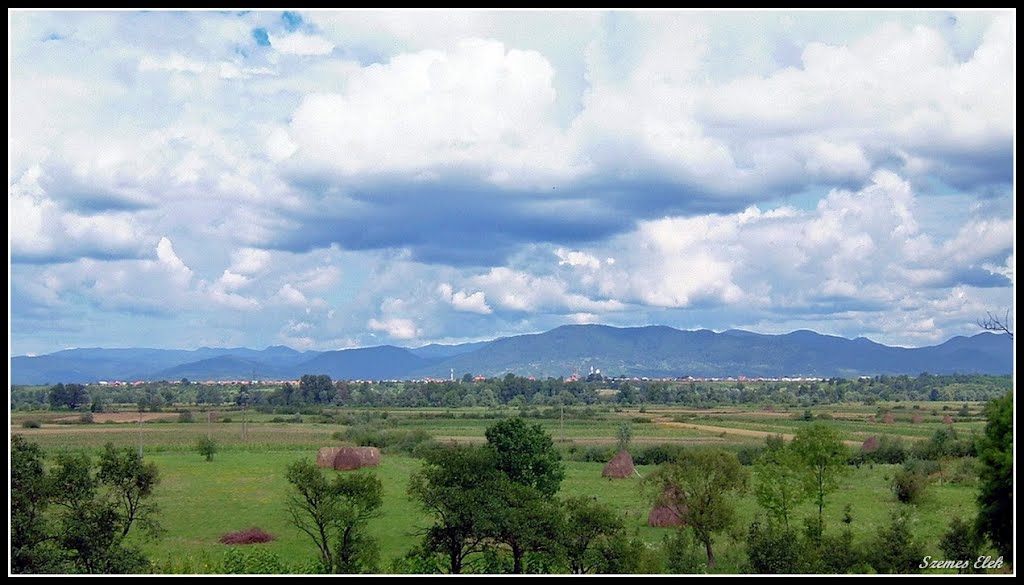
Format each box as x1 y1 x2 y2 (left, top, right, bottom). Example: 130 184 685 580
9 325 1013 384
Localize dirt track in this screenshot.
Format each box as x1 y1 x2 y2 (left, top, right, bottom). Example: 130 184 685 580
52 412 177 423
655 421 862 448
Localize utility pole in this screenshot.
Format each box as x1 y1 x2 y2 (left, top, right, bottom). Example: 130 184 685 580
137 409 144 458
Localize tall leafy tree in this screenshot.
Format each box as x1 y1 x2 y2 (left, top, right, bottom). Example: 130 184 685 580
975 391 1012 561
15 441 161 574
96 444 161 538
648 449 747 568
561 497 629 574
285 459 382 573
408 446 503 574
11 435 59 573
791 423 848 533
753 436 807 529
484 417 564 497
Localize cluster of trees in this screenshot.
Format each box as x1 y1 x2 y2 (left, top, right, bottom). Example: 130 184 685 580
13 373 1011 412
11 438 161 573
401 418 644 574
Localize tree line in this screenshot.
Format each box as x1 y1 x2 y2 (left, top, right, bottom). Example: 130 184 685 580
17 372 1012 412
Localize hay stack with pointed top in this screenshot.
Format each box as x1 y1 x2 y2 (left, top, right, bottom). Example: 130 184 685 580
943 414 954 425
602 450 636 479
882 412 895 424
911 414 923 424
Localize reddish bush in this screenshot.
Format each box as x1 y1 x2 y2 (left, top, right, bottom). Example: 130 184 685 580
220 528 274 545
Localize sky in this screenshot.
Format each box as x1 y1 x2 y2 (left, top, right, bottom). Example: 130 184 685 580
8 9 1016 355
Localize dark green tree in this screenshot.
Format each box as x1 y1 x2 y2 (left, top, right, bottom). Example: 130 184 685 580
11 435 60 573
486 480 562 573
284 459 382 573
196 436 218 462
484 417 564 497
975 390 1012 562
43 444 159 573
746 518 805 574
648 449 747 568
868 510 923 574
48 383 90 410
408 446 503 574
561 496 628 574
940 517 981 574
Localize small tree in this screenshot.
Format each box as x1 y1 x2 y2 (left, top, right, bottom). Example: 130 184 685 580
648 449 747 568
753 437 807 529
616 422 633 452
791 423 847 534
96 443 161 538
868 510 923 574
285 459 382 574
561 496 628 574
940 517 981 574
196 436 218 462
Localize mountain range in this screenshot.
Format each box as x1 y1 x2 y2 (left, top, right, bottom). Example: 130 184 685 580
9 325 1013 385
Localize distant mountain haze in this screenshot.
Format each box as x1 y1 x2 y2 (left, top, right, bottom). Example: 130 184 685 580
10 325 1012 385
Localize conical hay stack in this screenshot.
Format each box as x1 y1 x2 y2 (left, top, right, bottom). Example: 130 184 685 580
602 450 636 478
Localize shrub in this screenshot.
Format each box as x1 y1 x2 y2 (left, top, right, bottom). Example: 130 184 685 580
868 511 923 573
178 410 195 423
220 547 290 574
892 461 931 504
220 528 274 545
632 443 687 465
746 520 806 574
78 412 94 424
196 436 218 462
21 420 41 429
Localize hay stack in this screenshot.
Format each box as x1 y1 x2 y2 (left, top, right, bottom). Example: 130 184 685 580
911 414 923 424
648 487 687 528
882 412 895 424
333 447 381 470
861 436 880 453
602 450 636 479
943 415 954 425
317 447 343 468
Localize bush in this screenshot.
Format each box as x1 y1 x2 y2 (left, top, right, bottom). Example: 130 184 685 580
196 436 218 462
220 547 290 574
178 410 195 423
868 511 923 573
220 528 274 545
746 520 806 574
21 420 41 429
221 417 233 423
632 443 686 465
78 412 94 424
736 445 765 466
562 444 614 463
892 462 931 504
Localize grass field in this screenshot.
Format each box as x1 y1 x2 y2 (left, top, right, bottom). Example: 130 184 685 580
9 401 999 574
